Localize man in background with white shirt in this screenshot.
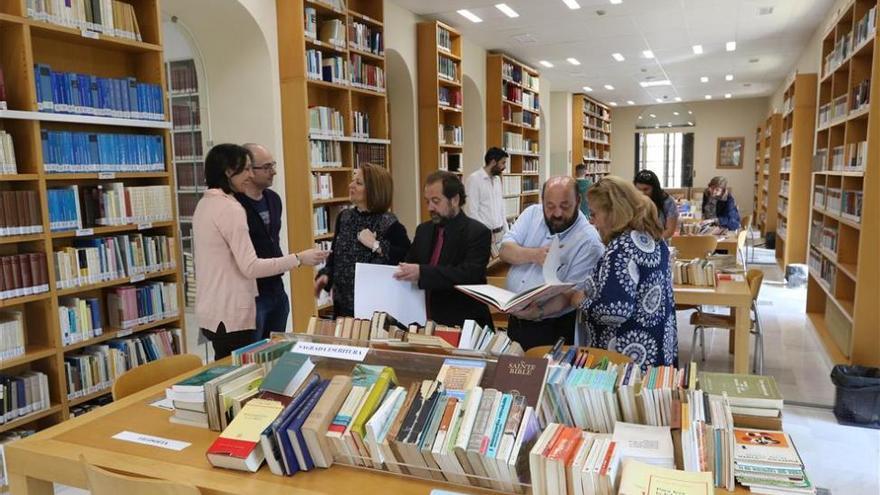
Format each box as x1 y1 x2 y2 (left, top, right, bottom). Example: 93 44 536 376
464 147 509 256
500 176 604 350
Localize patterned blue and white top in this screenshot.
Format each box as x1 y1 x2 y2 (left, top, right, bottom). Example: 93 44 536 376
579 230 677 370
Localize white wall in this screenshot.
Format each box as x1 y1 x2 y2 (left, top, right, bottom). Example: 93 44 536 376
461 37 487 178
549 91 572 178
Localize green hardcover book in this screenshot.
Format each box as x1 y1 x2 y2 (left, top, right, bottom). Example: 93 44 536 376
172 365 237 394
255 341 295 366
698 372 783 410
259 353 315 397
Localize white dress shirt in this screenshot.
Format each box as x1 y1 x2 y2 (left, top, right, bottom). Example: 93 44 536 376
464 167 507 233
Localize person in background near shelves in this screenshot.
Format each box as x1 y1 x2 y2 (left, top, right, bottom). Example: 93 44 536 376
314 163 410 317
702 176 741 231
634 169 678 239
233 143 288 340
194 144 328 359
574 163 592 218
464 147 509 257
394 171 493 328
503 176 604 350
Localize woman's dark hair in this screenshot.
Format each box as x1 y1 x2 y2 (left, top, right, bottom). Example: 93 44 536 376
634 169 669 216
205 143 252 193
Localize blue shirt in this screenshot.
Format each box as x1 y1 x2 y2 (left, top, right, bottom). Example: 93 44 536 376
501 204 605 318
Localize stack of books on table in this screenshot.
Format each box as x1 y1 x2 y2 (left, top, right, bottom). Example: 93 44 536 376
699 372 784 430
733 428 815 494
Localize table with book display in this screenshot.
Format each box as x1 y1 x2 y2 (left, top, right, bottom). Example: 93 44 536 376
4 331 814 495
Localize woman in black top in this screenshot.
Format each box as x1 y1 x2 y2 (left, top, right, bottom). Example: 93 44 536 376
314 163 410 317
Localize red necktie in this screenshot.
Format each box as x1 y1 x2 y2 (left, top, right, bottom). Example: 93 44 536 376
429 226 445 266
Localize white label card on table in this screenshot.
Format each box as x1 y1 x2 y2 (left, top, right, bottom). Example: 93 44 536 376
291 341 369 362
112 431 191 451
97 172 115 179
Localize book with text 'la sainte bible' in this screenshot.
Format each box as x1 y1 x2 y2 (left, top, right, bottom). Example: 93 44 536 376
491 355 549 409
207 398 284 472
454 282 574 313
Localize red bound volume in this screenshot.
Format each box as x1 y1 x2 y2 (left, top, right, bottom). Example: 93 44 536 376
15 191 28 229
0 192 8 233
1 257 13 293
4 193 19 230
28 253 43 288
18 254 32 290
9 255 22 291
27 191 40 229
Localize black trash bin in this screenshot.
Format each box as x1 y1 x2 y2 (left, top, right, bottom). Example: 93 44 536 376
830 365 880 429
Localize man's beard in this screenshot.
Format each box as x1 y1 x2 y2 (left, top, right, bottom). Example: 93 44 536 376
430 212 449 224
545 212 577 234
490 164 504 176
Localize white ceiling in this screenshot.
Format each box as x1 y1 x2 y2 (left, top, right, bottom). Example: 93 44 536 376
392 0 834 105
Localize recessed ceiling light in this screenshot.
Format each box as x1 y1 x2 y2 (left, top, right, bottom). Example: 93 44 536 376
539 60 554 68
604 84 615 90
642 50 654 59
609 0 622 4
673 111 679 116
674 97 682 102
726 41 736 52
456 9 483 23
725 74 734 81
688 110 692 114
609 102 618 106
655 98 663 103
583 86 593 92
649 113 657 118
655 124 660 128
561 0 581 9
627 100 635 105
692 44 704 55
612 53 625 62
638 115 642 119
725 93 732 98
639 80 671 87
667 123 672 127
495 3 519 18
700 76 709 83
687 121 694 126
567 57 581 65
705 95 712 99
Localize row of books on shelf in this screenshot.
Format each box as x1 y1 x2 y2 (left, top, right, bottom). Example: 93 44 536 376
107 281 178 330
171 100 201 128
585 115 610 132
809 245 837 290
0 253 49 300
583 149 609 161
502 133 538 154
437 26 454 52
522 92 539 112
0 131 16 174
306 52 346 86
176 163 206 190
440 152 461 173
58 296 102 344
778 218 787 240
69 395 112 417
671 258 741 287
583 129 609 144
781 128 792 146
64 327 182 399
854 5 878 49
579 162 610 175
501 61 539 91
168 61 198 95
311 174 335 200
781 179 790 197
349 54 385 92
47 184 173 231
352 111 370 139
523 157 539 174
34 64 164 121
438 87 462 109
172 132 203 161
504 83 523 105
53 233 176 290
824 30 852 77
814 185 862 219
309 106 345 137
819 141 867 171
0 311 25 362
355 142 386 168
780 156 791 172
0 371 50 425
502 176 522 196
851 77 871 112
781 95 794 115
521 111 539 129
177 193 197 221
349 20 383 55
817 95 848 127
26 0 143 40
439 125 462 146
314 206 331 236
306 17 345 48
310 140 343 168
439 55 458 82
41 130 166 173
0 191 42 237
504 196 521 219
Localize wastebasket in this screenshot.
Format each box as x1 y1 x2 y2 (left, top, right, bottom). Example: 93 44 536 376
830 365 880 429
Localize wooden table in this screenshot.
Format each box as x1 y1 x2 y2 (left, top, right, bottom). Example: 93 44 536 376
6 362 750 495
674 278 753 374
715 233 739 254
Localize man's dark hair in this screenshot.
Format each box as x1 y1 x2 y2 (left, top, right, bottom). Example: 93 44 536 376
426 170 467 207
205 143 252 194
575 164 587 174
484 147 509 166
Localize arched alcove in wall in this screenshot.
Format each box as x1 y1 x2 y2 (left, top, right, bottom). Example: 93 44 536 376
386 48 420 232
462 74 485 177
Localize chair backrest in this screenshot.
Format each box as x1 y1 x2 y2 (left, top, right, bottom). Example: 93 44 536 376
746 268 764 301
112 354 203 401
670 235 719 259
523 345 632 365
736 230 748 268
740 213 753 231
81 455 201 495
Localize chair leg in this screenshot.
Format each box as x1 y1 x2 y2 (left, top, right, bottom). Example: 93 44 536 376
699 327 706 362
690 326 700 364
753 306 764 375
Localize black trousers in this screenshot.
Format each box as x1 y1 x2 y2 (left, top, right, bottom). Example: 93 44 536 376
201 323 257 360
507 310 577 351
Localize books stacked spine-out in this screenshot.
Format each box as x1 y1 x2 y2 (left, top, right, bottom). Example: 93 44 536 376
106 281 178 330
0 130 16 174
54 234 176 290
58 296 103 345
41 130 166 173
0 371 50 423
0 311 26 361
26 0 143 41
0 191 42 236
48 183 173 232
0 253 49 300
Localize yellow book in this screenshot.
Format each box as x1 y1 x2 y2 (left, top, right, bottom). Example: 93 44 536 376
618 459 714 495
207 398 284 472
346 367 398 466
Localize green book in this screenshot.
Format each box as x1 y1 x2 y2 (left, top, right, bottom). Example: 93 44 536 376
259 353 315 397
698 372 783 409
172 365 237 394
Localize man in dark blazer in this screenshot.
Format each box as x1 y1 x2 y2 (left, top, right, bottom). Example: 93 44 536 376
394 171 493 328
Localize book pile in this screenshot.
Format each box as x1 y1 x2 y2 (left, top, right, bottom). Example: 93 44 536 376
167 365 238 429
58 296 103 345
54 234 176 289
529 425 620 495
106 281 178 329
680 389 736 490
733 428 815 494
699 372 784 429
41 130 165 173
34 65 163 120
0 253 49 300
672 258 734 286
0 130 15 173
617 459 714 495
26 0 143 40
0 311 25 361
0 191 42 236
0 371 50 423
230 339 295 369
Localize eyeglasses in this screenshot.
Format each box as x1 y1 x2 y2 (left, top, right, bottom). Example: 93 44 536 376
252 162 277 171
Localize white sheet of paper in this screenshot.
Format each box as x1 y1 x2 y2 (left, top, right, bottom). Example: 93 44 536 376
542 235 562 284
149 396 175 410
354 263 427 325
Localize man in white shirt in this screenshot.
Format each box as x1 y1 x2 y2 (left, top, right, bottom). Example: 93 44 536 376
500 176 604 350
464 147 509 255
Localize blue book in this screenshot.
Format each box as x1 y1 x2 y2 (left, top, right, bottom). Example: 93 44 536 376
286 379 329 472
68 73 81 113
88 75 99 113
126 78 138 118
274 375 322 475
34 66 42 110
36 64 53 111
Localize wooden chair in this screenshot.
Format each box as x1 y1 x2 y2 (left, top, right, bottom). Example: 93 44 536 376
670 235 718 259
80 454 201 494
111 354 203 401
523 345 632 366
740 213 753 231
688 269 765 373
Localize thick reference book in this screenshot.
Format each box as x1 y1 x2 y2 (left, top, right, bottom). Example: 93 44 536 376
206 398 284 472
301 375 353 468
491 355 549 409
454 282 574 313
699 372 783 410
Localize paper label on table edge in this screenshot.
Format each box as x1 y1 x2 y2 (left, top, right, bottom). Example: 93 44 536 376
112 430 191 451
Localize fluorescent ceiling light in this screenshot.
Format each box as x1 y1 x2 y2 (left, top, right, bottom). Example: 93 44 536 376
726 41 737 51
561 0 581 9
642 50 654 59
567 57 581 65
604 84 615 90
627 100 635 105
700 76 709 83
688 110 692 114
655 98 663 103
692 44 704 55
705 95 712 99
639 80 671 87
609 102 618 106
687 121 694 125
539 60 554 68
725 74 734 81
457 9 483 22
495 3 519 17
675 97 682 102
673 111 679 116
649 113 656 118
610 0 623 4
725 93 732 98
583 86 593 92
612 53 625 62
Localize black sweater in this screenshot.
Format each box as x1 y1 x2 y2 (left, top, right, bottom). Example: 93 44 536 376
234 189 285 295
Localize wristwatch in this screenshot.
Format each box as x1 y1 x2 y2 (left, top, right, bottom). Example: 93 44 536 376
371 241 380 253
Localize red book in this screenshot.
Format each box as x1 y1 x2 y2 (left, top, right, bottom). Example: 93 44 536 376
434 326 461 347
0 64 7 105
18 254 32 290
10 255 22 291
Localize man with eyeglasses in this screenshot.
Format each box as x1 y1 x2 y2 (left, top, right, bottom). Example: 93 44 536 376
234 143 289 339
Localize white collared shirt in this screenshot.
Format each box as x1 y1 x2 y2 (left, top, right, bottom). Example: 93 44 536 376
464 167 507 232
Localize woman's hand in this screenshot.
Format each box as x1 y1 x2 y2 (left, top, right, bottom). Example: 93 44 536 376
314 274 329 297
297 248 330 266
358 229 377 250
570 290 587 308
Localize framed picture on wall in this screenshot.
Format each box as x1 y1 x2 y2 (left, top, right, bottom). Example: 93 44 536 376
717 137 745 169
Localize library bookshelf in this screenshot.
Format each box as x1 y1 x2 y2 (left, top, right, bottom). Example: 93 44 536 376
0 0 186 441
806 0 879 366
776 73 818 267
276 0 391 327
758 114 782 236
486 53 541 223
752 124 765 228
417 21 463 222
572 93 612 181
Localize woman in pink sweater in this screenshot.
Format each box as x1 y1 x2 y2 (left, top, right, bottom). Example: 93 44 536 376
193 144 327 358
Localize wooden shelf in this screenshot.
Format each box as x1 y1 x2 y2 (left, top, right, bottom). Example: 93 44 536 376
573 93 612 180
26 19 163 52
62 315 181 353
56 268 178 297
0 110 172 129
0 173 39 181
44 171 168 180
312 196 350 206
0 347 56 372
0 405 62 435
68 388 111 407
50 221 175 239
0 233 46 245
0 291 51 309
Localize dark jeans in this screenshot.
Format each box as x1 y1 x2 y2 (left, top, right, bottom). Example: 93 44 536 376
255 291 290 339
201 323 256 360
507 310 577 351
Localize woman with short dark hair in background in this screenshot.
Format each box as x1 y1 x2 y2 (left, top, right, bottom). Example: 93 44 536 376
193 144 328 359
314 163 411 317
634 169 678 239
702 176 741 231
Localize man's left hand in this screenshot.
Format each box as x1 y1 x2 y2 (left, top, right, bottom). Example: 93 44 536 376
511 302 541 321
394 263 420 282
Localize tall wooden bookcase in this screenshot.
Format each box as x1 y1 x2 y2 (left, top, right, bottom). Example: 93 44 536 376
753 124 765 226
776 73 818 267
807 0 879 366
276 0 391 328
0 0 185 437
756 114 782 235
572 93 611 181
486 53 541 222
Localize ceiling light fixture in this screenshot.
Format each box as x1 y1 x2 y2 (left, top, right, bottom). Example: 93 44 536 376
639 80 671 87
725 93 732 98
705 95 712 99
612 53 625 62
456 9 483 23
610 0 623 4
604 84 615 90
627 100 635 105
539 60 554 68
673 111 679 116
675 97 682 102
561 0 581 9
609 102 618 106
649 113 656 118
642 50 654 59
700 76 709 83
688 110 693 114
495 3 519 18
687 121 694 126
726 41 736 51
692 44 704 55
567 57 581 65
583 86 593 92
655 98 663 103
725 74 734 81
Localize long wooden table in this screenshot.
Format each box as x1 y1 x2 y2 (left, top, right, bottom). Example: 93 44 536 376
6 361 751 495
